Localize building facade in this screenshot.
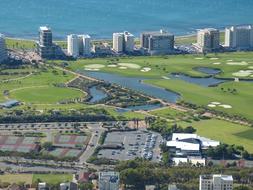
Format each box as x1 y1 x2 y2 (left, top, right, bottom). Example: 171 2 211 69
225 25 253 50
99 172 120 190
199 175 233 190
113 31 135 53
79 34 91 56
0 34 7 63
140 30 174 55
196 28 220 53
37 26 56 59
67 34 79 58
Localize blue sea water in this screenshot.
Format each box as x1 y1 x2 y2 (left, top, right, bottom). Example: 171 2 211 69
0 0 253 39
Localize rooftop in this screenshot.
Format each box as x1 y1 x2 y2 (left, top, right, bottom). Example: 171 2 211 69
40 26 51 31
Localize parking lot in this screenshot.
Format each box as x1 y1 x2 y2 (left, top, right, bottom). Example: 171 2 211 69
97 130 162 162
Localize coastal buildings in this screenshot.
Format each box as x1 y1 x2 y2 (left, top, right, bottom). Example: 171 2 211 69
113 31 135 53
67 34 79 58
0 34 7 63
199 175 233 190
225 25 253 50
140 30 174 55
98 171 120 190
37 26 56 59
196 28 220 53
67 34 91 57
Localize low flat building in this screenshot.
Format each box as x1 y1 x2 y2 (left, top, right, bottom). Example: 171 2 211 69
172 156 206 166
199 174 233 190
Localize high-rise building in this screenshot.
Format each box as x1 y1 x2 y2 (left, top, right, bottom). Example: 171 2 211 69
225 25 253 50
0 34 7 63
113 31 135 53
140 30 174 55
37 26 56 59
199 175 233 190
79 35 91 56
67 34 91 57
113 33 124 53
67 34 79 58
196 28 220 53
124 31 135 52
99 172 120 190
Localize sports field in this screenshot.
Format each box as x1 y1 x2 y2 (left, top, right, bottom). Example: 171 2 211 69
180 119 253 153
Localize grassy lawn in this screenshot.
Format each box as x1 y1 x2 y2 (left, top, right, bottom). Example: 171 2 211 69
10 86 85 104
145 79 253 120
180 119 253 153
6 38 36 49
0 174 33 184
33 174 72 185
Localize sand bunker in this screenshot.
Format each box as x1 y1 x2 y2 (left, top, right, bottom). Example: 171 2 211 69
195 57 204 60
219 104 232 109
84 68 100 71
208 104 216 108
213 62 221 65
141 67 152 72
162 76 170 80
232 70 253 77
226 61 248 66
107 64 117 68
210 58 219 60
118 63 141 69
248 66 253 69
227 60 233 62
85 64 105 69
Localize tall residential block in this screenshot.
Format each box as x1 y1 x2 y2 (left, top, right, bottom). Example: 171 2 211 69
225 25 253 49
113 32 124 53
99 172 120 190
199 175 233 190
37 26 56 59
67 34 79 58
113 31 135 53
140 30 174 55
67 34 91 57
197 28 220 52
0 34 7 63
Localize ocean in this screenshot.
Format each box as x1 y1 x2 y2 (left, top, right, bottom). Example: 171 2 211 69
0 0 253 39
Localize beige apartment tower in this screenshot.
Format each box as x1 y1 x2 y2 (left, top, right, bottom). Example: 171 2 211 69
197 28 220 53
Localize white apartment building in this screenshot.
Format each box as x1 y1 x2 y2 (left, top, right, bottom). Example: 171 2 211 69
0 34 7 63
113 31 135 53
124 31 135 52
99 171 120 190
140 30 174 55
196 28 220 52
78 34 91 56
225 25 253 49
113 32 124 53
199 175 233 190
67 34 79 58
67 34 91 57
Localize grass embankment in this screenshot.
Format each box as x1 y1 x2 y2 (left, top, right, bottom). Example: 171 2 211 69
0 174 72 185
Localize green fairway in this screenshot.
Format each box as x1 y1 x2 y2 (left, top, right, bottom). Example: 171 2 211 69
180 119 253 153
10 86 85 104
33 174 72 185
52 52 253 79
145 79 253 120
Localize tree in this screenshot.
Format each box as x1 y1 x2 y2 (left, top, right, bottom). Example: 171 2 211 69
42 142 53 151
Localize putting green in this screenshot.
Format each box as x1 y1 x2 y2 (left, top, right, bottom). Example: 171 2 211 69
10 86 85 104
